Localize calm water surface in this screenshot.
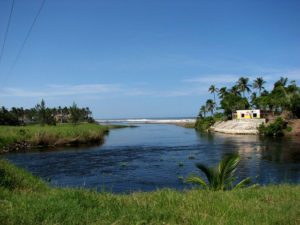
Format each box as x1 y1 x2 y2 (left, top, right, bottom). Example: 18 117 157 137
3 124 300 193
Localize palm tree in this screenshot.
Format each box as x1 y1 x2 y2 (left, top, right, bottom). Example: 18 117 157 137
253 77 266 96
199 105 207 118
218 87 227 99
185 154 258 191
230 85 241 96
206 99 215 116
237 77 251 97
274 77 288 88
208 85 218 105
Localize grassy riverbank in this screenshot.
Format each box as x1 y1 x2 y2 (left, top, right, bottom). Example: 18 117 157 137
0 123 129 153
0 160 299 225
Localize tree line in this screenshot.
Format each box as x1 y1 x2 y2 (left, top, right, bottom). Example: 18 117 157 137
199 76 300 120
0 100 95 126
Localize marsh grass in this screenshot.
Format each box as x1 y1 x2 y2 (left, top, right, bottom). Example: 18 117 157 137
0 124 127 152
0 160 299 225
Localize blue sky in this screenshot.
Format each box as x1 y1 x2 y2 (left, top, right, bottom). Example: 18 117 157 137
0 0 300 119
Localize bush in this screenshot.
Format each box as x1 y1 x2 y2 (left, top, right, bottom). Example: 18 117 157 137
195 113 225 131
195 117 215 131
258 117 288 136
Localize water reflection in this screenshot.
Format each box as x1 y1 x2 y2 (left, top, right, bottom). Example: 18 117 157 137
2 124 300 193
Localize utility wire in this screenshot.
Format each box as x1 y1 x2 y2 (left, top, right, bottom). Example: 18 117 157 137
8 0 46 74
0 0 15 66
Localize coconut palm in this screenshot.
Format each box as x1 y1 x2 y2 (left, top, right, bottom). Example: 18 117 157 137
274 77 288 88
230 85 241 96
208 85 218 105
199 105 207 118
237 77 251 97
253 77 266 96
206 99 215 116
218 87 227 99
185 154 258 191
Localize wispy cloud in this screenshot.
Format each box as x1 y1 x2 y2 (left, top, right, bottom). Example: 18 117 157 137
183 74 239 83
1 84 122 98
1 83 195 99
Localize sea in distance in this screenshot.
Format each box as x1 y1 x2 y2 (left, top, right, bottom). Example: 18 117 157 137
2 117 300 193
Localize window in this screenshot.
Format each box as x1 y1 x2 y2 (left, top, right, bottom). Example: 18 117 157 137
253 113 257 118
241 113 245 118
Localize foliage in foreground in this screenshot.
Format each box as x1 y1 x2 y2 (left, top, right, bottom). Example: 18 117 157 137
185 154 258 190
0 160 299 225
258 117 291 136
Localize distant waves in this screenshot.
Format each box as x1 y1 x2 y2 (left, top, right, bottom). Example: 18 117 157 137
96 118 196 124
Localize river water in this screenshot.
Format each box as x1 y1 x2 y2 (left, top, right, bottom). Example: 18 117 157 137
3 124 300 193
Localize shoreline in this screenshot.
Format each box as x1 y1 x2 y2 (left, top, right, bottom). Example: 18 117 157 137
0 123 130 154
1 159 299 225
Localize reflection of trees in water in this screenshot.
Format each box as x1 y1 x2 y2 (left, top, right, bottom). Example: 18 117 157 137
258 136 300 164
196 132 300 183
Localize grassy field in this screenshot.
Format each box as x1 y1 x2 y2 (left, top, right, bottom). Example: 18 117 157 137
0 123 129 153
0 159 299 225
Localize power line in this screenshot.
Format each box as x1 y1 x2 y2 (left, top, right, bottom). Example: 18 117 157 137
0 0 15 66
8 0 46 73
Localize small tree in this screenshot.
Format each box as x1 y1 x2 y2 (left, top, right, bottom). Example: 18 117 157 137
70 102 80 125
185 154 258 191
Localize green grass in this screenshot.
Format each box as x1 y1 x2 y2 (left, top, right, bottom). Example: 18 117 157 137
0 123 129 153
0 160 299 225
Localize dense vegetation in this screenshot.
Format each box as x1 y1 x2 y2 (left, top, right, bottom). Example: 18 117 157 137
0 99 95 126
0 123 107 151
196 77 300 131
258 117 292 136
0 123 131 153
0 159 299 225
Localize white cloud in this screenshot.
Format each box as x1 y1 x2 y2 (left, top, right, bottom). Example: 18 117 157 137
183 74 239 83
1 84 122 98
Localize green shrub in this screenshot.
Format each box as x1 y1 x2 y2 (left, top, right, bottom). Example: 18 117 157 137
195 116 215 131
258 117 288 136
286 126 292 132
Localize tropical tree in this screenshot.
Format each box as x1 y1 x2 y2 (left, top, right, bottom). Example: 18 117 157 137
208 85 218 106
237 77 251 97
253 77 266 96
218 87 227 99
199 105 207 118
229 85 241 96
185 154 258 191
274 77 288 88
206 99 215 116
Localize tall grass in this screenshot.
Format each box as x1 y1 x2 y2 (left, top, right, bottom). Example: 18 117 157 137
0 124 127 152
0 160 299 225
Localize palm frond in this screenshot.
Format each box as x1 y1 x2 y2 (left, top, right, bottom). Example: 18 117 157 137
195 163 215 184
184 176 209 189
218 154 240 190
234 177 252 189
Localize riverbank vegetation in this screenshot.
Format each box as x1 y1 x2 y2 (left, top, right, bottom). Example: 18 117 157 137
195 76 300 134
0 123 128 153
0 159 299 225
258 117 292 136
0 99 131 153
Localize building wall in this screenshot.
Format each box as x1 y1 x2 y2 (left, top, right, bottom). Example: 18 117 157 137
236 110 260 119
